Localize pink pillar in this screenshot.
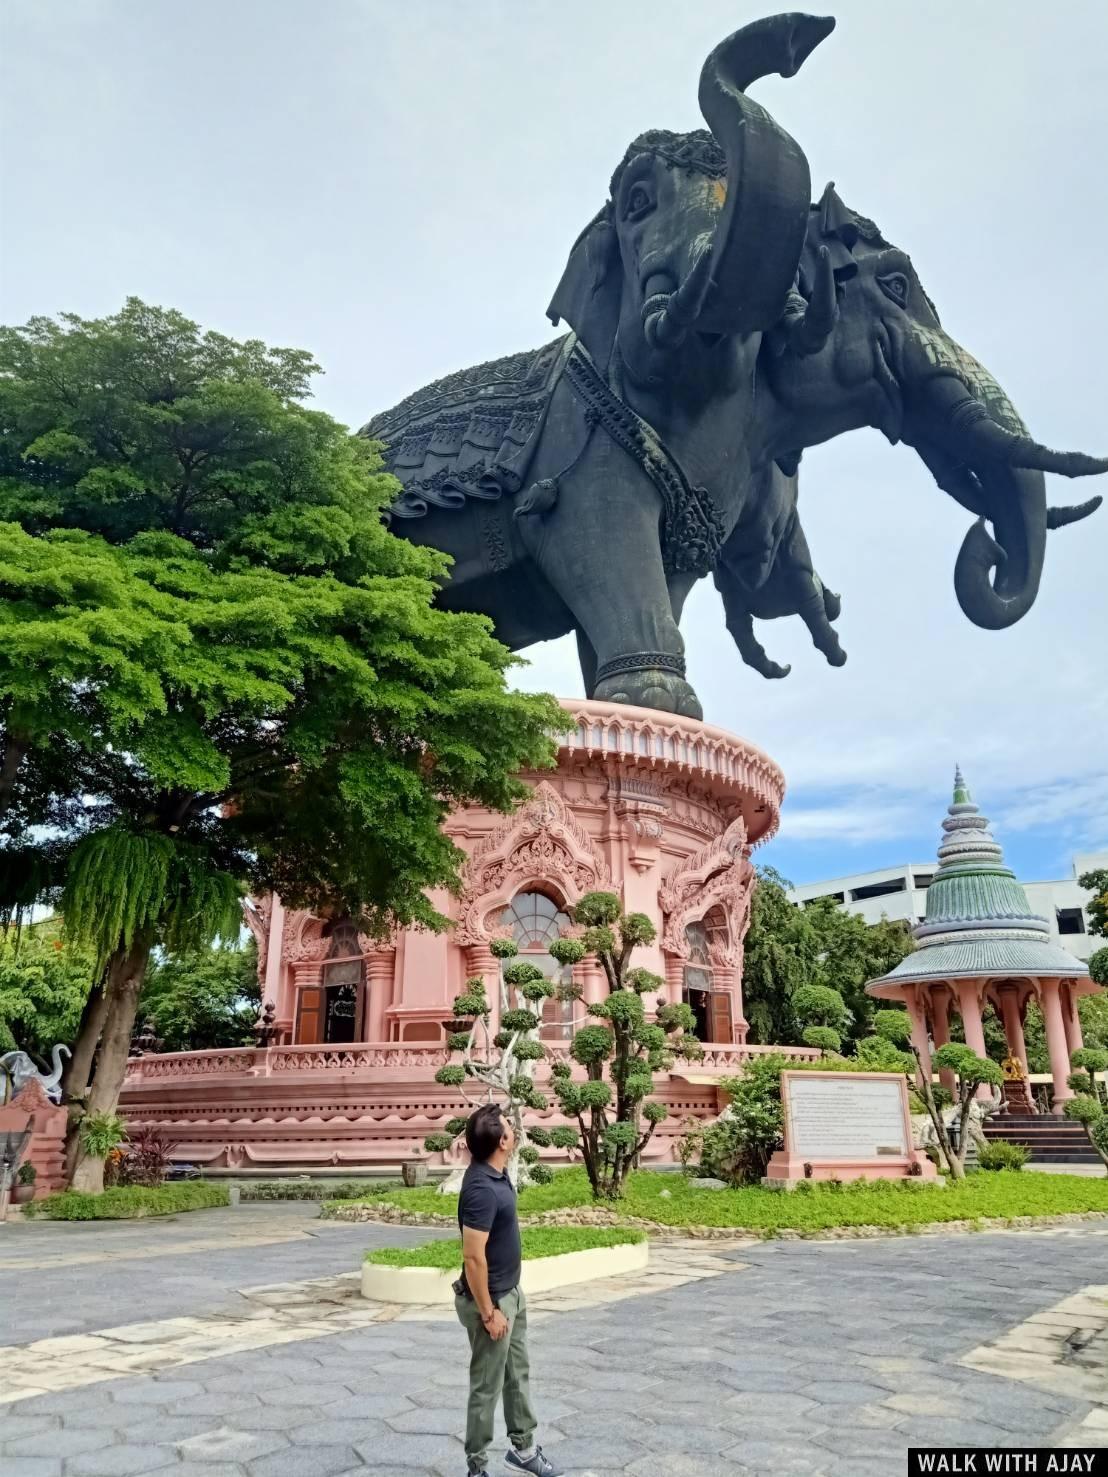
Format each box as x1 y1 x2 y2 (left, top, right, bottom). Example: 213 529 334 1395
1040 979 1075 1114
1063 985 1084 1056
664 954 685 1009
465 942 500 1039
905 989 932 1087
365 949 395 1043
996 985 1029 1077
579 958 606 1009
956 979 993 1100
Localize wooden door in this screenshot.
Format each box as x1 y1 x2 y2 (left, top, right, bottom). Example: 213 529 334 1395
296 986 325 1045
709 990 734 1045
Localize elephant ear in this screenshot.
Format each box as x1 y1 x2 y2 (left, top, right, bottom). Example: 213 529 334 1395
546 206 621 371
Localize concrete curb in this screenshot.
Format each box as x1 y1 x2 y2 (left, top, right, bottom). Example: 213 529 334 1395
360 1238 650 1304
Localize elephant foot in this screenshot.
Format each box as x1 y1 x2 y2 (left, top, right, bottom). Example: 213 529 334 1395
593 658 702 719
816 636 847 667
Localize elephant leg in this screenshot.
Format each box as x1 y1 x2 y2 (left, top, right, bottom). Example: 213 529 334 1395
522 465 700 717
721 592 792 679
797 576 846 666
575 627 598 699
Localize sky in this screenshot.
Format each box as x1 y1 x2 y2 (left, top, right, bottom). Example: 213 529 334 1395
2 1 1105 888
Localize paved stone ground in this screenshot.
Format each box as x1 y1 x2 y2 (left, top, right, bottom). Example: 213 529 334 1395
1 1205 1106 1477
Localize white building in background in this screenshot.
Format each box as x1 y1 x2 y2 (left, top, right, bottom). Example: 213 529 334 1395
788 850 1108 964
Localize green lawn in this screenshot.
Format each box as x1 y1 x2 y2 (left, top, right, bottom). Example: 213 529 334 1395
329 1167 1108 1235
365 1225 645 1269
26 1182 229 1220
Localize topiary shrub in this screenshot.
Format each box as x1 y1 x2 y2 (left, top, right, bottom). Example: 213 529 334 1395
977 1139 1030 1172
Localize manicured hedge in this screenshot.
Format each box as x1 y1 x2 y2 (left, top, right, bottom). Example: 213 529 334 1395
27 1182 229 1220
240 1179 402 1202
365 1225 645 1269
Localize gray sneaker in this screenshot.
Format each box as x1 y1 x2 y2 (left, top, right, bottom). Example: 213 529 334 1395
505 1448 564 1477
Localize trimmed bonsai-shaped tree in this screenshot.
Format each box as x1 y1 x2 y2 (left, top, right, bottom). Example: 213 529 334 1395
793 983 851 1056
425 939 574 1186
852 1008 916 1074
911 1042 1003 1180
544 892 701 1202
1063 1047 1108 1172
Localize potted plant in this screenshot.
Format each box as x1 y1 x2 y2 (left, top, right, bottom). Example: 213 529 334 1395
13 1161 37 1205
401 1151 429 1187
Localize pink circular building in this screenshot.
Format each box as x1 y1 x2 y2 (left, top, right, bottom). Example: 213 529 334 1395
122 701 817 1171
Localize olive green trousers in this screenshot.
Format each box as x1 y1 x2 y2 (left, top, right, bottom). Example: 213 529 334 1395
455 1285 536 1474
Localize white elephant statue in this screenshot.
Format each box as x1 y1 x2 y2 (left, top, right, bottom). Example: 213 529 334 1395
0 1044 71 1104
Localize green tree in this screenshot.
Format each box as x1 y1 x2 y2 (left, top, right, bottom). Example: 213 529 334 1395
0 300 564 1190
741 869 913 1046
138 939 260 1052
545 892 701 1201
1079 869 1108 940
0 917 96 1059
741 867 822 1043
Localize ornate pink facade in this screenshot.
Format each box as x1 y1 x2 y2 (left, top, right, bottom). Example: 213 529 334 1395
121 700 818 1170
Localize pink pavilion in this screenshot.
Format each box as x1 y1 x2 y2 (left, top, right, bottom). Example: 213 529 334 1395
121 699 820 1172
868 770 1099 1125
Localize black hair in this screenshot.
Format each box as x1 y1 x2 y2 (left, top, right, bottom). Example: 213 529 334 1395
465 1103 506 1163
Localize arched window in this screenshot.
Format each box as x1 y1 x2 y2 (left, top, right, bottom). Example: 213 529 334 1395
501 890 574 1040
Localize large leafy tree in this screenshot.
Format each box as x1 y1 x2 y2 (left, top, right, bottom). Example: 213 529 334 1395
741 867 913 1046
1080 869 1108 942
139 940 260 1053
0 300 564 1189
0 917 96 1059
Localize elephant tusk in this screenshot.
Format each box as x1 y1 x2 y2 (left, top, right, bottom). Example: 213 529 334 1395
644 245 715 351
935 385 1108 478
1047 494 1103 529
784 245 837 356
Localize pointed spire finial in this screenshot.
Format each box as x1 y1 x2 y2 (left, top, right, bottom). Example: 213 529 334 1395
953 765 971 806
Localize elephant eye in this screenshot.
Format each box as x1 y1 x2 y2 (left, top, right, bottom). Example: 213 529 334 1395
625 183 654 220
879 272 910 306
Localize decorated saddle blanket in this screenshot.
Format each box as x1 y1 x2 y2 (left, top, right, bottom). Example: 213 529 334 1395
360 335 573 521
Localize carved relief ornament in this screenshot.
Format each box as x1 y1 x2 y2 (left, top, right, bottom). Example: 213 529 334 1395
454 780 612 946
658 815 753 959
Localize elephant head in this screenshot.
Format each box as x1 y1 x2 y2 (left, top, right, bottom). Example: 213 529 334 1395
769 184 1105 630
547 13 837 385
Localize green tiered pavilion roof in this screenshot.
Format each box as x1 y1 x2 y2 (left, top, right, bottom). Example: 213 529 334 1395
870 769 1089 987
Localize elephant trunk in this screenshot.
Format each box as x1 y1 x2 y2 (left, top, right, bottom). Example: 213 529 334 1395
912 372 1105 629
653 13 834 340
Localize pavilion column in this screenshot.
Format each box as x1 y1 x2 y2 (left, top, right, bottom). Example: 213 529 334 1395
365 948 395 1043
931 986 956 1096
465 942 501 1039
664 954 685 1009
1039 978 1075 1114
905 988 932 1087
996 984 1029 1078
1063 985 1084 1056
956 978 993 1100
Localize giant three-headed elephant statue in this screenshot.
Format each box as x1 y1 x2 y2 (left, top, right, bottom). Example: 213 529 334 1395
363 13 1103 718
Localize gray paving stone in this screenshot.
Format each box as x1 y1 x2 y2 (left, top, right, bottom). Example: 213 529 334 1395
0 1414 61 1441
382 1406 463 1437
286 1417 389 1445
352 1430 467 1469
107 1378 208 1405
896 1416 1015 1447
0 1458 63 1477
636 1422 733 1454
538 1438 649 1471
223 1406 324 1433
172 1466 253 1477
319 1392 418 1420
66 1447 179 1477
803 1379 898 1405
721 1438 832 1475
178 1427 289 1462
175 1392 264 1417
246 1447 359 1477
6 1428 116 1460
630 1459 752 1477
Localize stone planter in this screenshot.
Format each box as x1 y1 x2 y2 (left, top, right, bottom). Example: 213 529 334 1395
361 1239 649 1305
401 1158 429 1188
12 1181 35 1206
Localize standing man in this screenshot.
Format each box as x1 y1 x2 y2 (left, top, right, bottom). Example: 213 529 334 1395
454 1103 563 1477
